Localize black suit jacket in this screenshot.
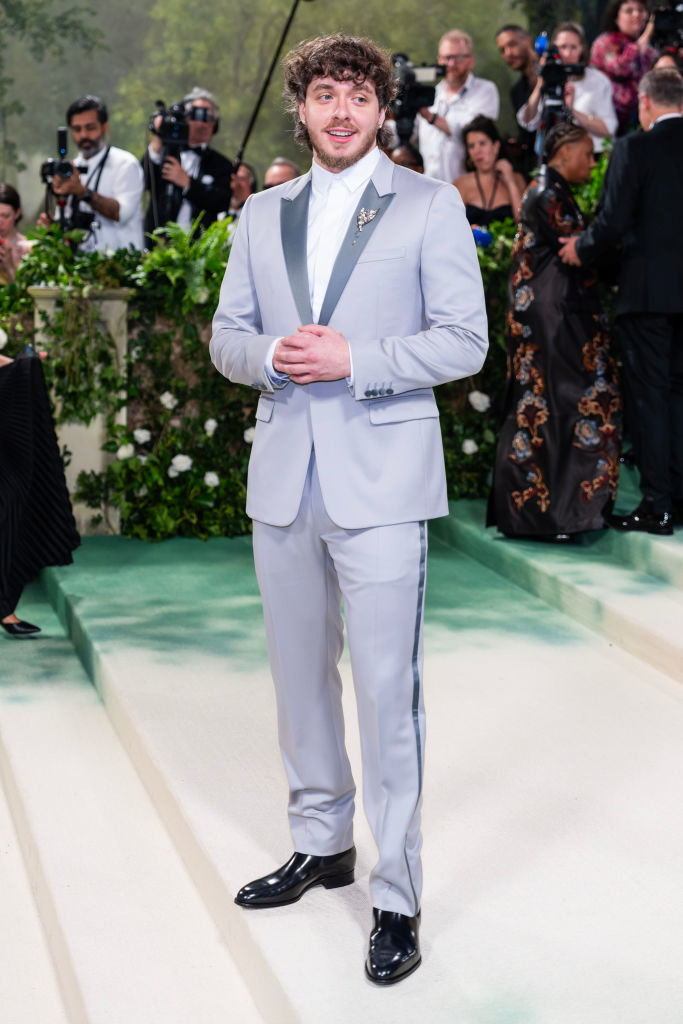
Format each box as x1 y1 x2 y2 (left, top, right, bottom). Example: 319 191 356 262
576 117 683 315
143 145 232 238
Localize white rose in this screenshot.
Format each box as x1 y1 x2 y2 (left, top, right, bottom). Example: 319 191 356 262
468 390 491 413
204 418 218 436
116 443 135 460
133 428 151 444
170 453 193 472
243 426 256 444
167 466 179 478
160 391 178 410
0 327 7 350
461 439 479 455
204 471 219 487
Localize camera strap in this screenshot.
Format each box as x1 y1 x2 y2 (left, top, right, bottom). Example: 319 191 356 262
84 145 111 196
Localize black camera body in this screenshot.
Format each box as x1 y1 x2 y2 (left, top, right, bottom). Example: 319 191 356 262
149 100 190 153
541 44 585 103
40 126 84 184
391 54 445 145
652 2 683 49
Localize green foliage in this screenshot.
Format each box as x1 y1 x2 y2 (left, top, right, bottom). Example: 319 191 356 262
0 156 610 537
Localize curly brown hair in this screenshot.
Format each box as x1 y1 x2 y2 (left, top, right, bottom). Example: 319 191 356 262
283 34 396 151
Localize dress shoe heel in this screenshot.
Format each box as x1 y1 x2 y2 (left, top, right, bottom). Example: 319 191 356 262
321 868 354 889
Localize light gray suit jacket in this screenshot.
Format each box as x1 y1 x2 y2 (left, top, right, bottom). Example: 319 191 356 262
210 151 488 529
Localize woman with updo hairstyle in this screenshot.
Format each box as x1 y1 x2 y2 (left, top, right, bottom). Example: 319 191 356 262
487 121 622 540
0 184 32 284
454 115 527 228
590 0 658 133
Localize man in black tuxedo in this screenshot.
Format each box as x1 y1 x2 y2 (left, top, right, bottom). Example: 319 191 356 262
143 86 232 239
559 68 683 535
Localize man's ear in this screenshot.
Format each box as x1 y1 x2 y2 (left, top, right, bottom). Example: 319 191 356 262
298 101 306 125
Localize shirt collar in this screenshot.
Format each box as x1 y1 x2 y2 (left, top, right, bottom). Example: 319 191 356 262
437 73 473 101
652 112 682 127
311 146 380 197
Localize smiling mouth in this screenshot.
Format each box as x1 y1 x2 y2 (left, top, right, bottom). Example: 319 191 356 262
326 128 355 140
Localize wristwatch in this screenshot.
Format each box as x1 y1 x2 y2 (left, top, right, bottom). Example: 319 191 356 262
82 187 94 204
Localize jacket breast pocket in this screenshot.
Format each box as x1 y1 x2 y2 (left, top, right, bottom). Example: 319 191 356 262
255 396 275 422
357 246 407 264
369 392 439 424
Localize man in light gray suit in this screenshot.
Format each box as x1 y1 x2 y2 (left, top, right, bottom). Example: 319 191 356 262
210 34 488 984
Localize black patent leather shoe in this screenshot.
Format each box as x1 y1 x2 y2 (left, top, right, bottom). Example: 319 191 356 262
608 507 674 536
365 908 421 985
1 619 41 636
234 846 356 908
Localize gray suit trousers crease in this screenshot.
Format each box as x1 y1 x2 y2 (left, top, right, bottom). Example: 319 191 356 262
252 453 427 918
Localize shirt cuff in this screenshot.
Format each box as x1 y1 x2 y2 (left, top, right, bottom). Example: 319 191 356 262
265 337 289 388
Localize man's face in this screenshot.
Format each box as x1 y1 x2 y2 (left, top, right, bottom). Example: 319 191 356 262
438 37 474 89
231 165 254 204
496 30 533 71
187 99 216 147
264 163 298 188
69 109 108 158
299 75 384 173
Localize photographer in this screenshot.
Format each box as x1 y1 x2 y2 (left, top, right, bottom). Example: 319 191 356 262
143 87 232 237
518 23 618 151
589 0 657 133
38 95 144 252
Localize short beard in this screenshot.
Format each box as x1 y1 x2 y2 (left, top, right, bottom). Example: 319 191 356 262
311 131 377 172
78 136 105 159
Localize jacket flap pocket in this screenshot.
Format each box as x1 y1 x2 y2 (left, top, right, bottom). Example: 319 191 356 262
357 246 407 264
369 392 439 424
255 396 275 422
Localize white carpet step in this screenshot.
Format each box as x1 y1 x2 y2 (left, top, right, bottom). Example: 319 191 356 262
42 534 683 1024
437 500 683 684
0 586 262 1024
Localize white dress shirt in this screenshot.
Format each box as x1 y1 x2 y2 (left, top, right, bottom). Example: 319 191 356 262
417 75 500 182
146 144 205 229
266 146 380 382
76 145 144 252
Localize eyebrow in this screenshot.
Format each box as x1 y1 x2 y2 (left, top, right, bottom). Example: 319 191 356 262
310 79 374 95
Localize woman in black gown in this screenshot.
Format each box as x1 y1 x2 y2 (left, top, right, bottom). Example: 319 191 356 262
487 122 622 540
0 348 80 635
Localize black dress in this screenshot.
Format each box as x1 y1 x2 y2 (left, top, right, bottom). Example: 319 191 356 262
487 166 622 537
465 203 514 227
0 351 80 618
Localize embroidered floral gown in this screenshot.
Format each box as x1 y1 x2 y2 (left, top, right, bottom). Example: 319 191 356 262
487 166 621 537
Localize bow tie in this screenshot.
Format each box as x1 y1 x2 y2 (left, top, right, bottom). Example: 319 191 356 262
188 146 205 154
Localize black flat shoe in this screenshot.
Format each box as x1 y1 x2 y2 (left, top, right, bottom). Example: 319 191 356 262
365 908 421 985
608 507 674 536
234 846 356 908
1 619 41 636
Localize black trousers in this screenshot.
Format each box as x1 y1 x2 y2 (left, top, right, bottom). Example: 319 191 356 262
617 312 683 511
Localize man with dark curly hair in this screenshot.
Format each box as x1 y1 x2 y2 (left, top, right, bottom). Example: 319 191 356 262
211 33 488 984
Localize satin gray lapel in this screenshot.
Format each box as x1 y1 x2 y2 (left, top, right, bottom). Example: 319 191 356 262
280 181 313 324
318 180 395 326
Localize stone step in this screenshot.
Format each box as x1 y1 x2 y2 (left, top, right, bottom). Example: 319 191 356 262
42 533 683 1024
0 584 262 1024
436 500 683 684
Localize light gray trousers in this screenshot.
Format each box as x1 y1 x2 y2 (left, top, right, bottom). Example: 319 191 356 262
252 453 427 916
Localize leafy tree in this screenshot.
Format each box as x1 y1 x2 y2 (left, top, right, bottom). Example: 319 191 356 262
0 0 104 174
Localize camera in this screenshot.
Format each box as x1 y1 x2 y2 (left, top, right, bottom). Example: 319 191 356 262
40 127 86 184
652 1 683 49
149 99 190 155
390 54 445 145
540 44 584 103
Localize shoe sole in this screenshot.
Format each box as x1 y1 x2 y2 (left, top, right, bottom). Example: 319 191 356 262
364 955 422 985
234 869 355 909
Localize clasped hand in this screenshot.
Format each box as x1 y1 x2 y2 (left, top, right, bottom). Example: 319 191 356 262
273 324 351 384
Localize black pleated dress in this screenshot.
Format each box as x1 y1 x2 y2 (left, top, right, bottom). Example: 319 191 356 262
0 350 80 618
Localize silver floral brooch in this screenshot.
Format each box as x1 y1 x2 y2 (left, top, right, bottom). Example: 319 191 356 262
356 208 378 232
